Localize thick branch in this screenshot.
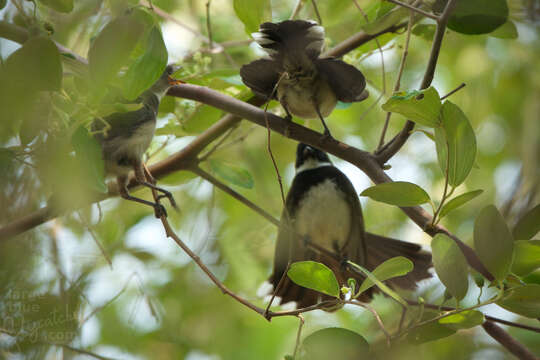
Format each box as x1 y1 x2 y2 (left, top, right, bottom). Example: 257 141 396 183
482 321 538 360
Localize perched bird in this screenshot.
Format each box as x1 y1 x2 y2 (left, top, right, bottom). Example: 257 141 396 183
268 144 431 309
240 20 368 137
92 65 182 217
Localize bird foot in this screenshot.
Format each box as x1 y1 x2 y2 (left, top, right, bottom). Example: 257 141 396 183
156 190 178 210
153 203 168 218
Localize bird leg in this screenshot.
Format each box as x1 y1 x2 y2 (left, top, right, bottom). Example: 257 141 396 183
312 99 333 139
134 162 178 210
116 175 167 218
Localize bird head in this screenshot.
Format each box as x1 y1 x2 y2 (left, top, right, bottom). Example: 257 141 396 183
295 143 332 173
148 65 184 100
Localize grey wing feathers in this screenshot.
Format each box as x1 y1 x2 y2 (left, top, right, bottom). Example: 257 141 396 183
316 58 368 103
253 20 325 59
240 59 280 99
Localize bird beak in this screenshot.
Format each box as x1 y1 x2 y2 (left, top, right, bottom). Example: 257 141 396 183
167 75 184 86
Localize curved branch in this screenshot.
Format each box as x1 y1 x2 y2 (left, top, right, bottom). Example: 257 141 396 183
482 321 538 360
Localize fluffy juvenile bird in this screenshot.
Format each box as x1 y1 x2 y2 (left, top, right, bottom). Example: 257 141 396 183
92 65 182 217
240 20 368 137
268 144 431 309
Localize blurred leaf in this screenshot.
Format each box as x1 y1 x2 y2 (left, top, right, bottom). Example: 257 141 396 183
381 87 441 127
497 284 540 318
513 204 540 240
434 101 477 187
447 0 508 35
438 310 484 330
358 256 413 294
160 170 197 186
38 0 73 13
72 127 107 194
0 0 7 10
233 0 271 35
431 233 469 300
183 105 222 134
376 2 396 18
122 26 168 100
362 7 407 35
360 181 430 207
158 95 176 114
287 261 340 298
512 240 540 276
209 159 254 189
3 36 62 92
407 319 456 344
93 103 144 119
412 24 436 41
489 20 518 39
474 205 514 281
88 13 145 89
300 328 369 360
439 189 483 218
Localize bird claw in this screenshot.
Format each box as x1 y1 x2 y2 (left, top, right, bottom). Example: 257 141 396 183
153 203 168 218
157 192 178 210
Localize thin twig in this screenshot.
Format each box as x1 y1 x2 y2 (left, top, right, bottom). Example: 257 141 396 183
56 344 118 360
482 321 538 360
293 315 305 358
206 0 213 49
440 82 466 100
384 0 440 21
311 0 322 25
198 123 239 162
290 0 304 20
377 9 414 149
76 211 113 268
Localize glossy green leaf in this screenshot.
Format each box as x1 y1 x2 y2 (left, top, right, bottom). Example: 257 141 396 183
407 319 456 344
438 310 485 330
431 233 469 300
234 0 271 35
122 27 168 101
71 127 107 194
347 261 408 306
381 87 442 127
360 181 430 207
439 189 483 218
358 256 413 294
209 159 254 189
490 20 518 39
88 14 145 88
447 0 508 35
474 205 514 281
38 0 73 13
300 328 369 360
512 240 540 277
434 101 477 187
513 204 540 240
497 284 540 318
287 261 340 298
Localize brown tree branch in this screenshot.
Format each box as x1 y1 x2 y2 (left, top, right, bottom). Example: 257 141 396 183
482 321 538 360
375 0 458 164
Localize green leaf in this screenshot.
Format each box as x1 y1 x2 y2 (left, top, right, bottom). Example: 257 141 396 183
358 256 413 294
362 7 408 35
3 36 62 92
407 319 456 344
447 0 508 35
513 204 540 240
71 127 107 194
38 0 73 13
233 0 271 35
439 189 483 218
382 87 442 127
122 27 168 101
88 13 146 88
360 181 430 207
183 105 222 134
209 159 254 189
512 240 540 277
287 261 340 298
434 101 477 187
347 261 408 307
300 328 369 360
412 24 436 41
431 233 469 300
438 310 485 330
474 205 514 281
497 284 540 318
0 0 7 10
489 20 518 39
